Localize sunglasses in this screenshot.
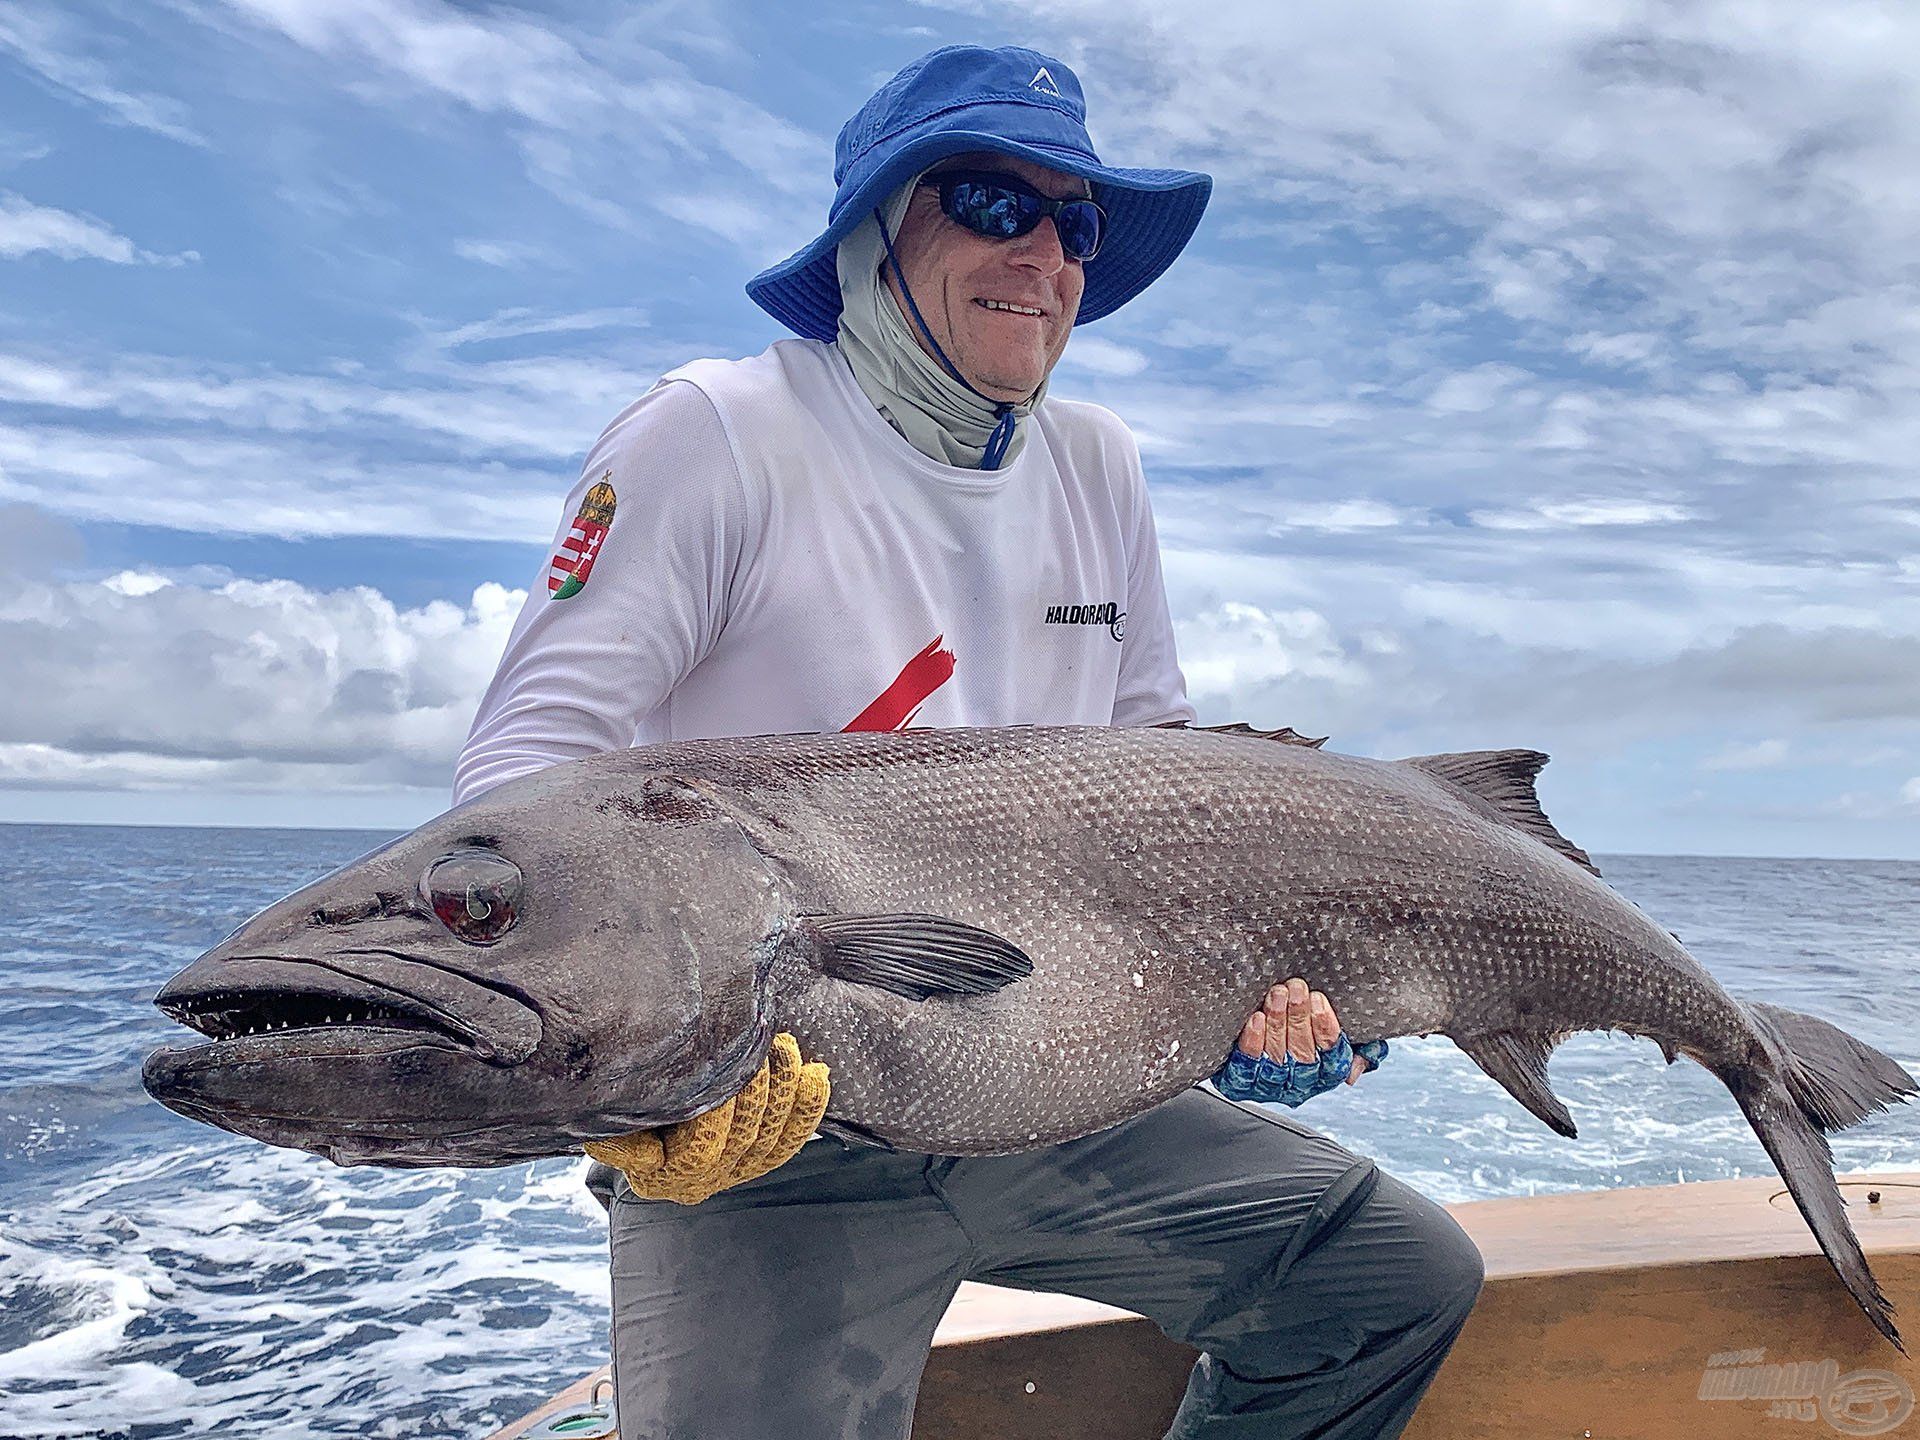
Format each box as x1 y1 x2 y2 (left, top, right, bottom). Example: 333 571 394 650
918 169 1107 262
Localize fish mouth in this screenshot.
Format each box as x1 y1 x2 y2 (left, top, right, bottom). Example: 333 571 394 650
145 951 544 1078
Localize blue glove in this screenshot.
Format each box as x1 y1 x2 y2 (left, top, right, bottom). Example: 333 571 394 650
1211 1035 1389 1106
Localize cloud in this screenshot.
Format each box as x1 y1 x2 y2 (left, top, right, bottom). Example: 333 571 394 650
0 325 644 453
411 307 647 359
0 133 52 167
0 315 684 538
1558 627 1920 729
1426 363 1534 415
0 5 206 145
1176 600 1372 706
1150 474 1918 814
208 0 828 253
1060 336 1149 377
0 559 523 793
1272 499 1412 533
1702 738 1789 772
0 501 83 577
1471 498 1694 531
989 0 1920 597
0 193 195 265
0 418 560 539
453 238 550 269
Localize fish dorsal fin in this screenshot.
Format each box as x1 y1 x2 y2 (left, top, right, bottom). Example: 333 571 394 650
1159 720 1328 749
1456 1031 1578 1137
804 914 1033 1002
1405 750 1600 877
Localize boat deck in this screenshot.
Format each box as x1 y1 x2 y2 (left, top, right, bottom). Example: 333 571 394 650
492 1171 1920 1438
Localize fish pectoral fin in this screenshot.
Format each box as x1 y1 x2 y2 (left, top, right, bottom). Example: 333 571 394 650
804 913 1033 1002
815 1115 899 1151
1456 1030 1578 1137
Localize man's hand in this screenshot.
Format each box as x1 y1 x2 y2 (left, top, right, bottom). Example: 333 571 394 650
1210 977 1388 1106
1237 978 1374 1085
585 1033 830 1205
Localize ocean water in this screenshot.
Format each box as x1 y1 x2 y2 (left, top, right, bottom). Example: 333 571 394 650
1 823 1917 1438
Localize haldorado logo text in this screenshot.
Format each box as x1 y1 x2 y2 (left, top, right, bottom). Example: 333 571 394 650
1698 1348 1913 1435
1044 601 1126 642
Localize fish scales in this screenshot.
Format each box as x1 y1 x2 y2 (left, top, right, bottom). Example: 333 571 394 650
142 723 1918 1347
673 727 1734 1152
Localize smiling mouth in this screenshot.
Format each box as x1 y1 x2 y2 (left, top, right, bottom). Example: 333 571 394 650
975 298 1046 317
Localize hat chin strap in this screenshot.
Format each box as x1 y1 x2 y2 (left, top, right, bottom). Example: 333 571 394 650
874 207 1019 470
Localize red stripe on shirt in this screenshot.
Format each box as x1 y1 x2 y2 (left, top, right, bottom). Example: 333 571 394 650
844 635 955 732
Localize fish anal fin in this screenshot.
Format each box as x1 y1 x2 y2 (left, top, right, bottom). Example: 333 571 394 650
1404 750 1601 877
1457 1030 1578 1137
1159 720 1328 749
804 913 1032 1002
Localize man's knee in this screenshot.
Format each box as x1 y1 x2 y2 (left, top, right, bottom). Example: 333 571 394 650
1194 1174 1484 1372
1307 1179 1483 1345
1352 1174 1484 1340
1421 1205 1486 1332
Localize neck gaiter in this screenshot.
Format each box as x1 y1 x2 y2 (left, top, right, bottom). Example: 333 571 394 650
834 180 1046 470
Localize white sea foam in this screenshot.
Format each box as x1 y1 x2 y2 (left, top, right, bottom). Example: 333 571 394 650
0 1252 153 1379
0 1361 195 1438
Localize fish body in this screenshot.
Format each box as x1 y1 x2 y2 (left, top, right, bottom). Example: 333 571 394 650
142 723 1916 1346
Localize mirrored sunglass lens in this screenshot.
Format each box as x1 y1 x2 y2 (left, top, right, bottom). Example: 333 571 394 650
1057 202 1103 259
949 181 1040 238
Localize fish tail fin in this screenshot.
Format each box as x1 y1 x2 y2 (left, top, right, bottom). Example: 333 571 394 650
1728 1069 1904 1352
1742 999 1917 1132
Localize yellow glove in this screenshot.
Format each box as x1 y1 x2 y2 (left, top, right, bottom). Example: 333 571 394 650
584 1033 831 1205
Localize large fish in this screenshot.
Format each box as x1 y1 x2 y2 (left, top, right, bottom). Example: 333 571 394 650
143 724 1916 1347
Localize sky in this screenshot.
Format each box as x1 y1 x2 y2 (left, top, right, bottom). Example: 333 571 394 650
1 0 1918 857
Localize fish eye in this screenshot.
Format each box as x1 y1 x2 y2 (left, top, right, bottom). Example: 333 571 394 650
422 848 521 945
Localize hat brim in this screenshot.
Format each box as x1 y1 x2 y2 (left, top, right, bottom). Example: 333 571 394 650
747 123 1211 342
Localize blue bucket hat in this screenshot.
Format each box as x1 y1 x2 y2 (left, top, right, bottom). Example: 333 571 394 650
746 45 1212 342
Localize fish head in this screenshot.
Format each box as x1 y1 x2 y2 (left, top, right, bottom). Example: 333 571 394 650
141 766 792 1167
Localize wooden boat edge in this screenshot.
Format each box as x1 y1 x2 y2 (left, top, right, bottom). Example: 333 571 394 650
487 1170 1920 1439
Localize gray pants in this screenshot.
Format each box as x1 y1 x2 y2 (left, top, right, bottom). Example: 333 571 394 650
593 1087 1484 1439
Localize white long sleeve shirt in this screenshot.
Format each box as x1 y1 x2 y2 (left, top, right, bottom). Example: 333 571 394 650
453 337 1192 806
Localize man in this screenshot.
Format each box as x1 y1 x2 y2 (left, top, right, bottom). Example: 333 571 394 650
455 44 1482 1440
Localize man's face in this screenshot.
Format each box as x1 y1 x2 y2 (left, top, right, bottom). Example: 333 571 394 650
881 152 1090 404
